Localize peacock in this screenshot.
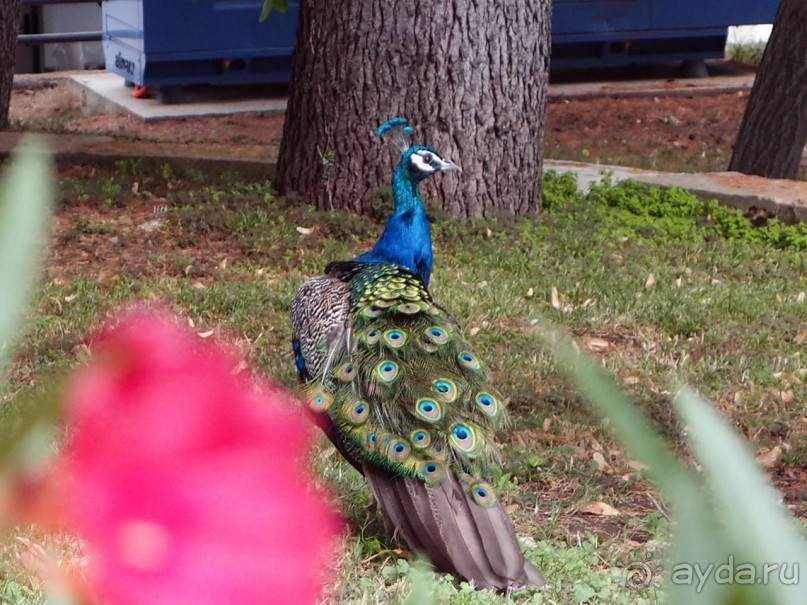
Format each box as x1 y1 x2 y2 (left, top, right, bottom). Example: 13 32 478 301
290 118 545 591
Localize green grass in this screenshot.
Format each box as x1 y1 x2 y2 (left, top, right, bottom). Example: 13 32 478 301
1 162 805 603
726 42 767 68
0 579 47 605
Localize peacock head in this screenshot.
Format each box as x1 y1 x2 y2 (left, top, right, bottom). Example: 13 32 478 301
402 145 461 184
377 118 461 185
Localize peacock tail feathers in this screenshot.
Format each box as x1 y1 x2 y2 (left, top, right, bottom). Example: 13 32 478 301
302 261 509 506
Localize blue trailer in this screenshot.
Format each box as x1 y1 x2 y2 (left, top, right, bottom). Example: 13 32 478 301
102 0 780 96
551 0 780 68
102 0 298 96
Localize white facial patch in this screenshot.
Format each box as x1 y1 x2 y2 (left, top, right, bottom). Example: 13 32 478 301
410 151 438 174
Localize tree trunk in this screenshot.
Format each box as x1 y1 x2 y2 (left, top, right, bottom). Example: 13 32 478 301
729 0 807 179
0 0 21 130
276 1 551 217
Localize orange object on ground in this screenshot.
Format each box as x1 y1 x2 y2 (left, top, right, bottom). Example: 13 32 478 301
133 86 152 99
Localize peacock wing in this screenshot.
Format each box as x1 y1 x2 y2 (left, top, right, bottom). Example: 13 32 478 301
290 275 351 382
290 274 363 471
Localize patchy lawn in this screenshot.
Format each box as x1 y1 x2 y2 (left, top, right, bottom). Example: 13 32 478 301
0 160 804 604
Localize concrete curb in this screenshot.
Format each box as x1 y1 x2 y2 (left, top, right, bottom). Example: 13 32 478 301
1 135 804 226
547 74 756 101
67 73 288 122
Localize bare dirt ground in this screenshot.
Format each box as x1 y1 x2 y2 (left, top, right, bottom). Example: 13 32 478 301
10 80 285 158
12 73 805 177
47 168 244 285
10 74 796 175
545 93 746 172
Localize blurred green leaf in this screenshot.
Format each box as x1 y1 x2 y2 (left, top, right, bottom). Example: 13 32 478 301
0 138 53 373
546 328 693 496
546 330 719 603
663 494 724 605
674 387 807 603
259 0 288 22
0 139 58 521
403 559 434 605
544 327 807 604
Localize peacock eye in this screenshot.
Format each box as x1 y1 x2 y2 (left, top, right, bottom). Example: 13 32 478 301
422 153 433 164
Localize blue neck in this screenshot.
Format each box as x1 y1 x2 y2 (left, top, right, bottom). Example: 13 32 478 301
356 161 433 286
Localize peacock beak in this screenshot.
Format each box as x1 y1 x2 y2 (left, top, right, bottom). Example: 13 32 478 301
437 158 462 173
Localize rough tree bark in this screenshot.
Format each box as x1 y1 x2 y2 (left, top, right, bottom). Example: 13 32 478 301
0 0 22 130
275 1 552 217
729 0 807 179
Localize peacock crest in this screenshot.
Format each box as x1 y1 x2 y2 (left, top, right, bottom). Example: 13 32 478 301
377 116 417 151
301 261 508 507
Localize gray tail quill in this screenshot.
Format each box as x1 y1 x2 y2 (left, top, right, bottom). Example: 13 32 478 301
364 467 545 591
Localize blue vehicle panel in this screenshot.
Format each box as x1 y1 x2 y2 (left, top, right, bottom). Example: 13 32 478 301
102 0 780 87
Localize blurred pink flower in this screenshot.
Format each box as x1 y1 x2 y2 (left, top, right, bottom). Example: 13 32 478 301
57 309 339 605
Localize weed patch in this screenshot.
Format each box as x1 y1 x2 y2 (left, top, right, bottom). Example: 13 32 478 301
544 172 807 251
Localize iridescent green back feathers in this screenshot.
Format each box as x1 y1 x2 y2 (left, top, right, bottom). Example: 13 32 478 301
302 261 508 507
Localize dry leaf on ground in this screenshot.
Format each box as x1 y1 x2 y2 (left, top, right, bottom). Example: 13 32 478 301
755 445 782 469
581 502 621 516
